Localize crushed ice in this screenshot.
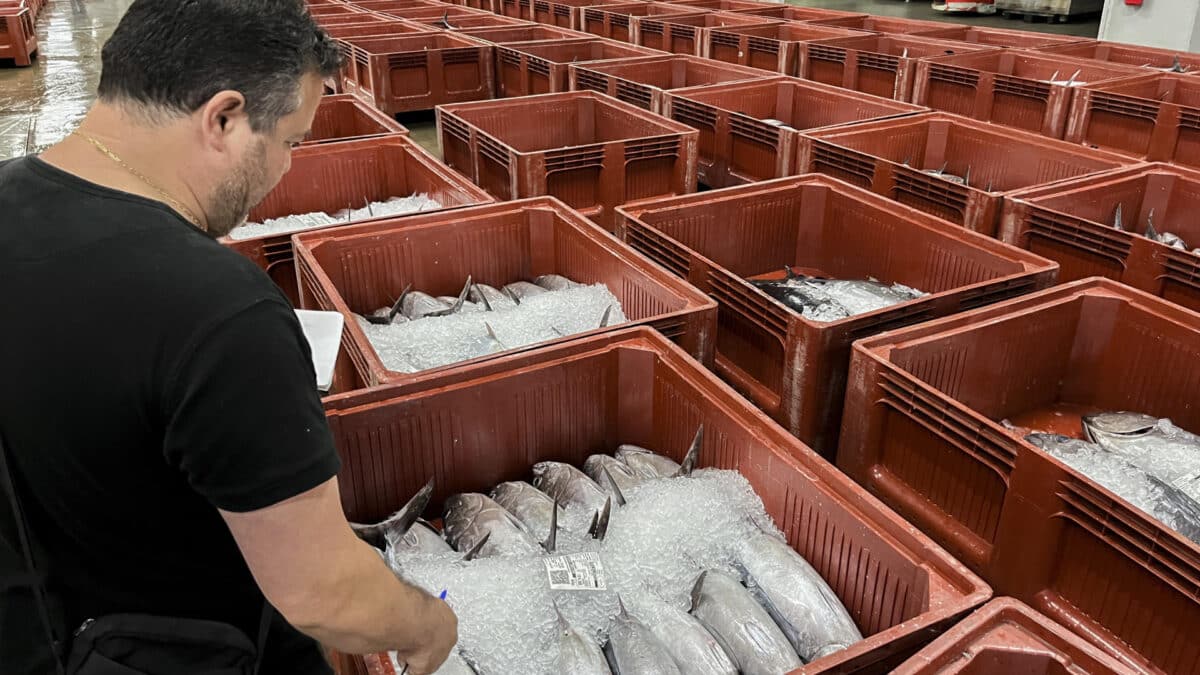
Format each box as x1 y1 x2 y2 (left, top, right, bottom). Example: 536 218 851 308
227 194 442 240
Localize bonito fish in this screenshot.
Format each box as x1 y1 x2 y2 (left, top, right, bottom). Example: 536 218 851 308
605 599 683 675
1082 412 1200 501
689 571 803 675
554 603 611 674
443 493 543 558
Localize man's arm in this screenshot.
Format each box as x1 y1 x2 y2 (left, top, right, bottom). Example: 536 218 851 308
220 478 456 671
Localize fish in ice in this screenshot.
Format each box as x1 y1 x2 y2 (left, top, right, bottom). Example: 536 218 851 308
554 603 612 675
616 427 703 480
443 493 544 558
364 284 414 325
689 571 803 675
584 455 646 497
503 281 548 303
350 478 435 551
749 267 924 321
402 291 454 320
1082 412 1200 500
632 593 737 675
736 529 862 662
533 461 611 514
468 282 514 310
1027 432 1200 545
390 650 478 675
491 481 571 541
535 274 583 292
604 598 683 675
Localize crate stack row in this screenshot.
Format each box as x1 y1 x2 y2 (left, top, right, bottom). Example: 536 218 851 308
0 0 45 67
214 2 1200 674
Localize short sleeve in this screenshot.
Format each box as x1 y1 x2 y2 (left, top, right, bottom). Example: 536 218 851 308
162 299 341 513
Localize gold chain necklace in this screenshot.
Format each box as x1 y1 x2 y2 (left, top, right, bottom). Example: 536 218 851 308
73 131 204 229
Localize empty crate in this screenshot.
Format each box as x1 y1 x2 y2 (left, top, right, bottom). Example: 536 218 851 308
808 14 957 35
322 327 991 675
303 94 409 146
569 53 772 113
732 4 868 22
292 198 717 386
838 278 1200 675
528 0 634 28
339 32 495 114
0 5 36 66
223 136 493 306
803 34 996 102
893 598 1139 675
576 1 703 42
438 91 698 228
912 50 1144 138
458 23 588 44
913 25 1093 49
664 76 924 187
798 112 1136 236
494 37 663 97
705 22 870 75
1001 162 1200 313
634 12 780 56
1066 72 1200 168
616 175 1058 455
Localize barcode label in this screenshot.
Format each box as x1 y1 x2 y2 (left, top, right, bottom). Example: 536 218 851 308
543 552 606 591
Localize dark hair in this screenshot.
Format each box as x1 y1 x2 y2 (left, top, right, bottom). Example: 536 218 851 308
98 0 343 131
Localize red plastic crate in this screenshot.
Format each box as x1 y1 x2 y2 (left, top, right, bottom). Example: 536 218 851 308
324 18 433 39
497 0 535 21
316 12 405 27
493 37 663 97
802 34 996 102
633 11 780 56
838 278 1200 675
1066 73 1200 168
1036 40 1200 73
665 0 773 11
339 32 495 114
893 598 1139 674
912 50 1144 138
577 1 703 42
797 112 1136 236
438 91 698 228
222 135 492 306
408 12 528 28
320 327 991 675
293 198 717 386
1001 163 1200 313
705 22 870 75
347 0 452 12
568 53 772 113
915 25 1093 50
0 6 36 66
524 0 630 28
368 4 496 20
808 14 957 35
616 174 1058 454
303 94 409 146
458 23 588 45
310 3 375 17
664 76 924 187
731 4 868 22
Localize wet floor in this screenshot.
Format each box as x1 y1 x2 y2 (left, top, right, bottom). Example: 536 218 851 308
0 0 1098 161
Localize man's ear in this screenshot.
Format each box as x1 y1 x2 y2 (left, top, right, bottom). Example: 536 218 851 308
199 90 248 149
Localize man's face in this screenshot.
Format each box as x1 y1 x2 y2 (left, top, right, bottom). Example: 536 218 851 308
203 73 324 238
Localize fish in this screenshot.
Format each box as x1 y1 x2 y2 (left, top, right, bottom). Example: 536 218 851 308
392 520 454 555
402 291 454 320
490 481 568 540
604 598 683 675
584 455 646 497
435 10 458 30
588 497 613 541
364 284 414 325
533 461 610 514
1027 433 1200 545
535 274 582 292
350 478 434 550
634 594 738 675
689 571 803 675
468 283 514 310
736 530 862 662
749 267 923 321
554 603 612 674
1081 412 1200 500
615 427 703 480
442 493 543 558
502 281 548 302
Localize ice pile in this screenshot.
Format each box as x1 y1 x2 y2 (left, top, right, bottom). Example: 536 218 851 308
226 193 442 240
356 282 627 373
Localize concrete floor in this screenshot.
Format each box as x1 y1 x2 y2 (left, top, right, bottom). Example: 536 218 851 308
0 0 1099 161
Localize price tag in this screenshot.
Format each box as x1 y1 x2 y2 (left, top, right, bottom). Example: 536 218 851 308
544 552 606 591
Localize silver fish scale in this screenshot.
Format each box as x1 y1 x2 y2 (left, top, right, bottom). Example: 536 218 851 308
535 274 582 292
584 455 646 496
403 291 452 320
635 597 737 675
605 610 682 675
503 280 548 300
615 445 681 479
737 531 862 661
468 283 516 310
442 493 542 558
532 462 610 514
690 571 803 675
490 481 561 540
556 613 612 674
393 521 452 555
1083 413 1200 502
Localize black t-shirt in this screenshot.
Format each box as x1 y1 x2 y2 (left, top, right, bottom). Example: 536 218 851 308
0 157 342 673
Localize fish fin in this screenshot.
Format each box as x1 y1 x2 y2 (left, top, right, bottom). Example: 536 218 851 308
473 283 493 312
599 305 613 328
900 47 908 58
616 594 630 619
350 477 434 549
592 497 612 541
962 165 970 189
426 277 472 317
1049 70 1060 83
389 283 413 322
503 286 521 305
689 571 708 611
363 314 391 325
601 466 627 507
463 531 491 561
587 511 599 538
784 265 798 280
1113 203 1124 230
1146 209 1159 240
674 425 703 478
543 497 559 553
485 322 506 350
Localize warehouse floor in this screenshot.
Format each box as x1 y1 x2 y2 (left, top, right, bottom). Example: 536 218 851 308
0 0 1099 161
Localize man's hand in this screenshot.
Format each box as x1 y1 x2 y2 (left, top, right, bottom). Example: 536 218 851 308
394 597 458 675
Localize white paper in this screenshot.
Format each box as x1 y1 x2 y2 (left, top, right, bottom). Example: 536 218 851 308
543 552 607 591
294 309 344 392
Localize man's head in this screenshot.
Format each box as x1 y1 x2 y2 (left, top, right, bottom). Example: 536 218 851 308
97 0 342 236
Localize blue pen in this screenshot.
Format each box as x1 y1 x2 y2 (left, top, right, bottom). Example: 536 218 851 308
438 589 448 601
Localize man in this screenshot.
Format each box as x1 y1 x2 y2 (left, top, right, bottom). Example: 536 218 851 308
0 1 457 673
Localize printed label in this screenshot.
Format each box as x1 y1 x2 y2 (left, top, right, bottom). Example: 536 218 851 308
544 552 606 591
